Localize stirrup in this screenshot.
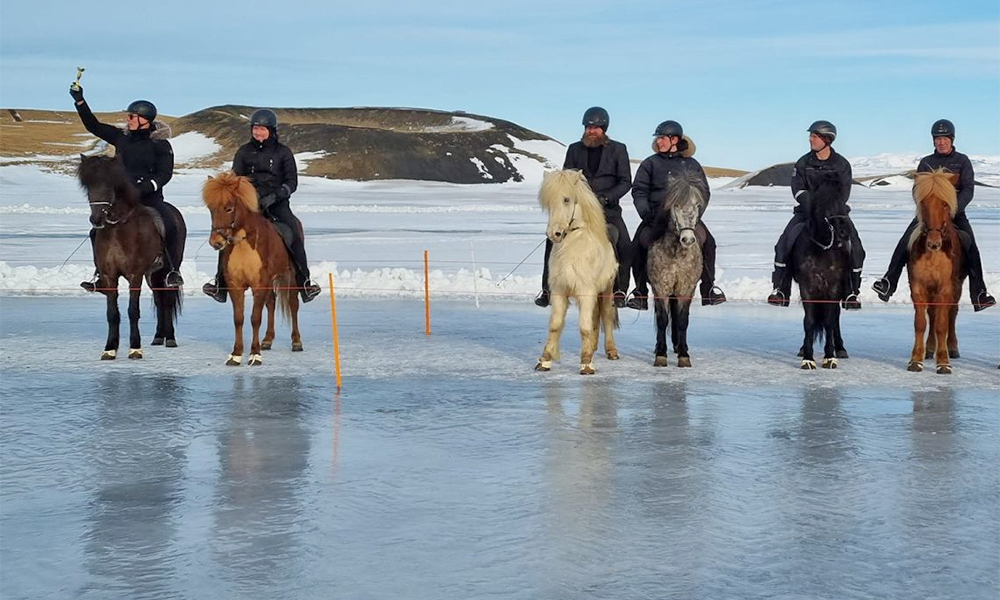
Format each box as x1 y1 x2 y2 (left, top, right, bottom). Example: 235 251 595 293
872 276 893 302
842 293 862 311
767 289 789 307
613 290 626 308
202 280 227 303
974 291 996 312
702 286 727 306
165 270 184 288
534 290 550 308
80 280 98 293
625 291 648 311
301 280 321 303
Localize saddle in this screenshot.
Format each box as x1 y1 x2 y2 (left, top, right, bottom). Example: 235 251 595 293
269 217 295 249
140 206 166 240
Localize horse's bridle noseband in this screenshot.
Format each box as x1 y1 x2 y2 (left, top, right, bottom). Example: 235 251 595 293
211 214 247 247
813 214 849 251
553 201 580 240
89 199 134 229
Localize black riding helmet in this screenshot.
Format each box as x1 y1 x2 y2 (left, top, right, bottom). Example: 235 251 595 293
653 120 683 138
931 118 955 139
807 120 837 143
126 100 157 122
250 108 278 129
582 106 609 130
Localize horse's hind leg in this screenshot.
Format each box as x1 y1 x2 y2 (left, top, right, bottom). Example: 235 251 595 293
577 292 598 374
833 311 848 358
947 303 959 359
800 302 817 369
674 298 693 368
290 289 303 352
822 305 838 369
653 297 669 367
536 292 568 371
102 286 120 360
126 276 143 359
247 290 267 366
228 289 245 366
600 289 618 360
262 291 276 351
924 305 937 360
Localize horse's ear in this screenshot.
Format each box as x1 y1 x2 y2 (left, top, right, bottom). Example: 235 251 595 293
79 153 86 161
206 175 214 181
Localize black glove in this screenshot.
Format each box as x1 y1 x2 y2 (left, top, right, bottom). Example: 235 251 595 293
258 193 277 210
69 84 84 103
133 176 155 194
275 185 291 201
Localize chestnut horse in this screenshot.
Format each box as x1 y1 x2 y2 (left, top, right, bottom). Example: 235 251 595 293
203 172 301 366
535 169 619 375
78 155 184 359
907 169 964 374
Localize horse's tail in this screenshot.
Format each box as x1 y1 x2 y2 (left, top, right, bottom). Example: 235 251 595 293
598 289 620 330
160 287 183 326
275 272 297 323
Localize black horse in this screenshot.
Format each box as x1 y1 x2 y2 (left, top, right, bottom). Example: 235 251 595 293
788 173 853 369
78 156 185 359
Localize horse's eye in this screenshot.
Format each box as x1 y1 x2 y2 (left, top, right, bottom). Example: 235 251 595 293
226 206 234 213
563 197 570 204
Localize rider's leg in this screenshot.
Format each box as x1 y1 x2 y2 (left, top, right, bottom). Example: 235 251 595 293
626 222 649 310
953 213 995 310
535 239 552 307
268 202 320 302
608 212 632 307
202 252 227 303
149 201 184 287
80 229 100 292
698 222 726 305
768 215 803 306
842 219 865 310
873 218 917 301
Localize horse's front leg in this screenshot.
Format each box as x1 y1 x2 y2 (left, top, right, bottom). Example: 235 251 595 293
653 297 669 367
228 287 245 366
801 302 817 369
821 305 838 369
932 302 952 374
674 298 693 368
909 292 928 372
600 286 618 360
261 290 276 351
577 290 598 375
102 282 120 360
248 289 268 366
126 275 143 359
535 291 568 371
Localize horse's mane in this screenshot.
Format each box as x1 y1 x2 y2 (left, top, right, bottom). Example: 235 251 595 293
538 169 606 233
78 155 139 205
913 168 958 218
662 170 706 214
202 171 260 213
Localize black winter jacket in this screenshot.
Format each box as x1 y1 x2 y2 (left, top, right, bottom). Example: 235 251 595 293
75 101 173 202
563 139 631 213
917 149 974 213
232 135 298 202
631 140 710 223
790 149 853 213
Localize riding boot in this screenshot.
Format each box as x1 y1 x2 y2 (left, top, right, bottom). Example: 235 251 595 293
767 266 791 307
842 270 862 311
534 290 550 308
81 268 99 293
536 239 552 308
202 254 228 303
159 244 184 288
873 221 914 301
293 264 321 303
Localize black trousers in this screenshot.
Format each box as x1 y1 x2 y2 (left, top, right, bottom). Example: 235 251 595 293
630 220 718 297
884 213 986 297
541 210 632 294
773 213 865 278
215 200 310 285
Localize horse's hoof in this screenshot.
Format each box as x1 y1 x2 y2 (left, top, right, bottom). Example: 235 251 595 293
151 336 164 346
226 354 242 366
836 349 849 359
580 363 595 375
800 360 817 370
677 356 692 368
948 349 960 359
261 341 272 351
165 339 177 348
534 360 551 372
606 350 619 360
907 361 923 372
822 357 838 369
128 349 143 360
936 364 952 375
654 355 668 367
292 342 304 352
100 350 117 360
248 354 263 366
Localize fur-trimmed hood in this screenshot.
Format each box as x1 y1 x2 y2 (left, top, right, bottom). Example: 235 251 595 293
652 135 696 157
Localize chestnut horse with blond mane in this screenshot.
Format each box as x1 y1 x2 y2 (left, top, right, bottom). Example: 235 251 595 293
907 168 965 374
535 169 619 375
203 172 302 366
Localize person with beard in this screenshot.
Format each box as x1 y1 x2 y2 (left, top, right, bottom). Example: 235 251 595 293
767 120 865 310
871 119 995 311
625 120 726 311
69 85 184 291
535 106 632 308
202 109 321 303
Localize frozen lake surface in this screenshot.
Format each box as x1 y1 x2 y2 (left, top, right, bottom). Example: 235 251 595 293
2 297 998 599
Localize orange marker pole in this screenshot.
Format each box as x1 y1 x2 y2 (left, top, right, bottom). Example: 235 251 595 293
328 272 342 389
424 249 431 335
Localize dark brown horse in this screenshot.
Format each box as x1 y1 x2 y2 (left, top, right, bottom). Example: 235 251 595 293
78 155 185 359
202 171 302 366
907 169 964 374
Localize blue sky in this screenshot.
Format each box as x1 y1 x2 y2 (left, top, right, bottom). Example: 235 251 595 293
1 0 998 170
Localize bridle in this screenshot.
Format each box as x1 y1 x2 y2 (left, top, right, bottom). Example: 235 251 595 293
813 214 849 251
88 196 135 229
553 200 579 240
210 207 247 247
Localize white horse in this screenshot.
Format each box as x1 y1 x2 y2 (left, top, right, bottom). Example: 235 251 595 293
535 169 619 374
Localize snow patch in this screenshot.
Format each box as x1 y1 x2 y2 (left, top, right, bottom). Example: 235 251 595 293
423 116 494 133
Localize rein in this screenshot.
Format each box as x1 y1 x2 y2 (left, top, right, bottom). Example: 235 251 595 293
812 214 848 251
89 199 136 228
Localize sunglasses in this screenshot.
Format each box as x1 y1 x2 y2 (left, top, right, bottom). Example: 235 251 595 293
126 113 147 122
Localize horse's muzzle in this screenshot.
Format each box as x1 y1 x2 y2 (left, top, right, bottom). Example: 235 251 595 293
209 233 227 250
926 232 943 252
680 231 696 246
